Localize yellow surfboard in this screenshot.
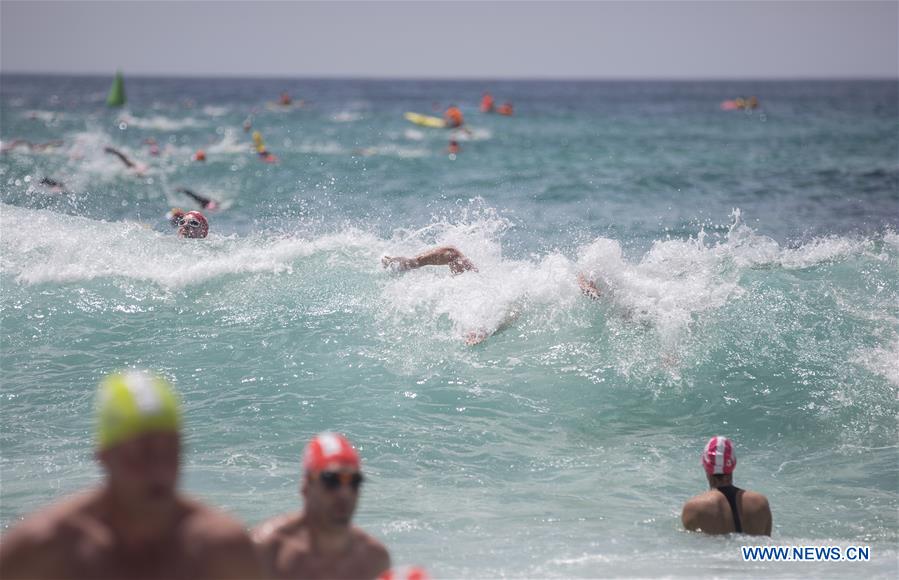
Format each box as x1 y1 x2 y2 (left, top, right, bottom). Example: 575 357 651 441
404 112 447 128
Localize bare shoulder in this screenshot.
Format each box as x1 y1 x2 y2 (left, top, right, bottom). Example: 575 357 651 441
683 490 721 511
178 498 254 551
180 499 262 579
742 490 771 514
0 491 100 576
681 491 724 527
251 512 299 545
352 526 391 565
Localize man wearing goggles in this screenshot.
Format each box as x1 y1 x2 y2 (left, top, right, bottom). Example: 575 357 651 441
253 432 391 579
176 210 208 239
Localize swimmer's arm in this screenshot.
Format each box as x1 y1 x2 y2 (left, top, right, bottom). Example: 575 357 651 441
103 146 134 168
680 501 702 532
177 188 212 206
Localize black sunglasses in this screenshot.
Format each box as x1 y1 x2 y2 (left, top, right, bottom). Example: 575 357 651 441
318 471 364 491
179 218 202 228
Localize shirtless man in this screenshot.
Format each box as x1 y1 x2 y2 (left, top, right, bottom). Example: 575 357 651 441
681 436 772 536
381 246 477 275
253 432 391 579
0 370 262 580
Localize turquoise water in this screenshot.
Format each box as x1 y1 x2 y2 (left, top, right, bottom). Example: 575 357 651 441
1 76 897 577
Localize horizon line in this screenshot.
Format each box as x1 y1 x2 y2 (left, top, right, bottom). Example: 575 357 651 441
1 71 897 83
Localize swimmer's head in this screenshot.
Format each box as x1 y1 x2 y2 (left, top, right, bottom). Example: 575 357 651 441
302 433 362 527
303 432 360 474
177 210 208 239
96 370 181 451
193 149 206 162
701 436 736 476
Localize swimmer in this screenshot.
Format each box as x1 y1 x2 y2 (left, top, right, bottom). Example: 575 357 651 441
681 436 772 535
0 371 263 579
177 210 209 239
166 207 186 228
381 246 477 275
577 273 602 300
447 140 460 155
253 432 391 580
1 139 64 153
144 137 160 156
480 92 495 113
176 187 219 210
279 91 293 106
193 149 207 162
104 146 147 175
497 102 514 116
252 131 279 164
39 177 67 194
444 105 464 128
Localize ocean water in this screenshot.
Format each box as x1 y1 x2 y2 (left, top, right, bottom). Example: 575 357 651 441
1 75 897 577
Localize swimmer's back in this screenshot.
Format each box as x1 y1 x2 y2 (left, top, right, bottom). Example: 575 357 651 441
682 488 771 535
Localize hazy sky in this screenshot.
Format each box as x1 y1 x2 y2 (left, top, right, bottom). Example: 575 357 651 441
2 1 897 78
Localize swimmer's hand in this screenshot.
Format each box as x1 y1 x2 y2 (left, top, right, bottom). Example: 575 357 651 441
381 256 416 272
464 329 489 346
577 273 602 300
449 256 478 275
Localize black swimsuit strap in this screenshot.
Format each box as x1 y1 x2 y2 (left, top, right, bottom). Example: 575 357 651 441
717 485 743 533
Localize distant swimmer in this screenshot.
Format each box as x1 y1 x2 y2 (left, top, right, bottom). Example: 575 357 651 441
577 273 602 300
177 210 209 239
681 436 772 536
2 139 64 153
144 137 161 156
497 102 514 116
252 131 279 164
381 246 477 275
444 105 464 128
176 187 219 210
480 92 495 113
38 177 67 194
0 371 263 580
104 146 148 175
253 432 391 580
193 148 207 162
447 140 460 156
167 207 186 228
279 91 293 106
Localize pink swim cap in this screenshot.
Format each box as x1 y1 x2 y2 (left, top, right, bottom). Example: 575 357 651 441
303 432 360 472
702 436 737 475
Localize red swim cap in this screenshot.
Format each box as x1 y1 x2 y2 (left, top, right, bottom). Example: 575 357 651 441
303 432 360 472
379 567 428 580
702 436 736 475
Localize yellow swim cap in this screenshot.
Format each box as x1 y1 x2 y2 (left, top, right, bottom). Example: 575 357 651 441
96 370 181 450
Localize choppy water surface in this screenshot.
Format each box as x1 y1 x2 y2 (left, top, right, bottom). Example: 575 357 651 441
1 76 897 577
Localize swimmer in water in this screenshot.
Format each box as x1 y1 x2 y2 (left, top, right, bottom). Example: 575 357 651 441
681 436 772 536
39 177 68 194
0 371 263 579
253 433 391 580
104 146 148 175
381 246 477 275
577 273 602 300
177 210 209 239
176 187 219 211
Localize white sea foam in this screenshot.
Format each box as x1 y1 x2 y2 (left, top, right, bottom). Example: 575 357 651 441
331 111 362 123
117 113 205 131
0 204 382 289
